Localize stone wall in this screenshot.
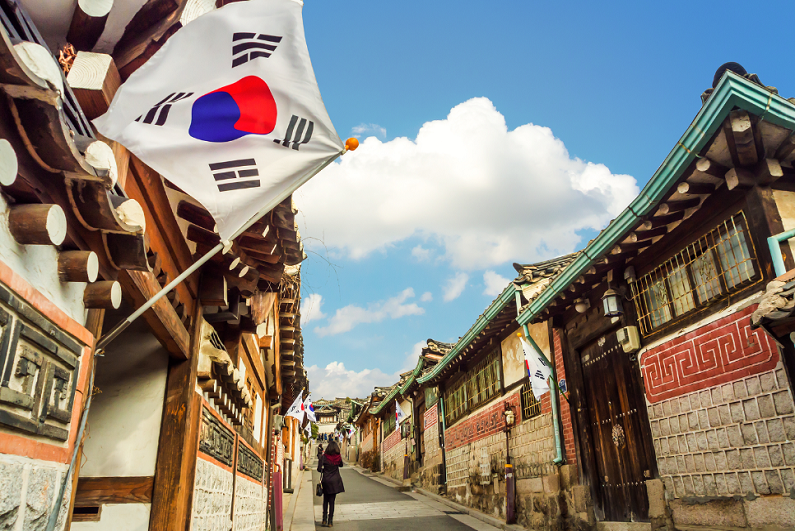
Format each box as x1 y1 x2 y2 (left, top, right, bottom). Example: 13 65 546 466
0 456 71 531
232 475 266 531
419 404 443 490
382 428 405 480
511 412 556 480
191 457 234 530
640 306 795 528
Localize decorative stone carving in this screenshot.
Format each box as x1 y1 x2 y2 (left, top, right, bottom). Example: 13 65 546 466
237 442 264 482
199 406 234 467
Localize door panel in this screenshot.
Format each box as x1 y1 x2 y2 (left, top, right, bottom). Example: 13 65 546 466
581 331 651 522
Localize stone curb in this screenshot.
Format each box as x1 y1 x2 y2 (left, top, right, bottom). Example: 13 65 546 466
366 470 525 531
283 465 305 531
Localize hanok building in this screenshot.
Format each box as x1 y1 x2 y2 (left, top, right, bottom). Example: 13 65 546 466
514 65 795 530
0 1 312 529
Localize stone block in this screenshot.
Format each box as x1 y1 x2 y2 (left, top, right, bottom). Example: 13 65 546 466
704 452 716 472
668 415 680 435
707 407 720 427
645 479 665 519
785 416 795 439
572 485 588 513
653 403 663 419
773 391 795 415
668 436 679 455
679 396 690 413
727 425 743 447
740 472 755 494
767 418 786 442
543 473 559 493
740 448 756 469
696 431 708 451
760 372 777 392
690 394 702 412
751 470 770 494
734 381 748 399
776 368 788 389
725 472 741 494
781 468 795 492
660 418 670 436
25 467 57 530
559 464 577 490
692 474 705 495
694 454 705 473
746 376 761 396
757 394 776 419
672 475 685 497
754 447 771 468
650 421 660 438
721 384 734 403
527 477 543 493
670 399 680 416
704 474 717 496
766 469 784 494
659 438 669 456
718 404 731 426
0 460 24 529
716 428 729 449
783 442 795 466
676 455 686 474
700 390 712 408
726 449 741 470
698 409 709 429
670 498 746 527
711 387 723 406
730 401 744 423
682 475 694 496
743 399 761 421
684 454 695 473
744 495 795 528
715 473 728 495
662 400 672 417
678 434 687 453
741 423 758 445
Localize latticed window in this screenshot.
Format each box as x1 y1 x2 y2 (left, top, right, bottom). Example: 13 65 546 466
444 346 503 426
383 407 396 434
631 212 758 335
520 383 541 420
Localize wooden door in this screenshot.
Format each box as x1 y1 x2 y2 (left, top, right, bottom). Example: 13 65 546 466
580 331 653 522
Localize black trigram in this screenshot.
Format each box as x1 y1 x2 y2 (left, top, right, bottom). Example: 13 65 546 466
534 370 545 379
209 159 260 192
272 115 314 151
135 92 193 126
232 32 282 67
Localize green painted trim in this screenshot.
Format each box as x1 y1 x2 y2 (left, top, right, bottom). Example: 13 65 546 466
517 71 795 327
370 387 399 415
417 284 516 385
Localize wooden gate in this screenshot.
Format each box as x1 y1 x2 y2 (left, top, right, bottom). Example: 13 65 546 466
580 331 655 522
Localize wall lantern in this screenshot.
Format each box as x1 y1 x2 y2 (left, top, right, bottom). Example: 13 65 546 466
503 403 515 427
602 288 623 317
574 298 590 313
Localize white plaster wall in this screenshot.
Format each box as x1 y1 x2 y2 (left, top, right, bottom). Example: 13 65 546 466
502 322 549 387
79 316 168 477
0 194 86 325
71 504 151 531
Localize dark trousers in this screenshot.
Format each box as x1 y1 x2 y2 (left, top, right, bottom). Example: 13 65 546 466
323 493 337 519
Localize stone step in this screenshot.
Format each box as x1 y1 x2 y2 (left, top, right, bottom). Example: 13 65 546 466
596 522 652 531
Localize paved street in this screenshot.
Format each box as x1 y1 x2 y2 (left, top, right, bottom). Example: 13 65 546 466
308 454 500 531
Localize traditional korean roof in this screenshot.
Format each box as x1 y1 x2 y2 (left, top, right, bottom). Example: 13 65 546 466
751 271 795 338
516 67 795 327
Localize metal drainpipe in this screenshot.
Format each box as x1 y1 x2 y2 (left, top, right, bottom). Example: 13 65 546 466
515 290 565 465
438 394 448 489
768 228 795 277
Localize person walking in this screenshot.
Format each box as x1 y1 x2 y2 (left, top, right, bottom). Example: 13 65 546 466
318 440 344 527
316 443 324 462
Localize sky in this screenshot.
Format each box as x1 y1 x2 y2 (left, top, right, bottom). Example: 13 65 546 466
295 0 795 400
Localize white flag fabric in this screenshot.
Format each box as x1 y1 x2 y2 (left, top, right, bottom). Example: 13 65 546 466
520 338 552 398
304 395 316 422
395 400 408 426
285 391 305 422
94 0 343 240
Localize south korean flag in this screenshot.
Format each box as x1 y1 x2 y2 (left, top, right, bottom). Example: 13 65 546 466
520 337 552 398
94 0 343 240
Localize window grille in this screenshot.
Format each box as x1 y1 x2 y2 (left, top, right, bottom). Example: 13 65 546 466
630 212 758 335
383 406 396 434
444 347 503 426
520 383 541 420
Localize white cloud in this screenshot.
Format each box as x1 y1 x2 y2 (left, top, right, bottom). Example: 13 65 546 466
420 291 433 302
307 342 423 399
297 97 637 270
300 293 326 326
411 245 432 262
314 288 424 337
483 270 510 297
442 272 468 302
352 123 387 140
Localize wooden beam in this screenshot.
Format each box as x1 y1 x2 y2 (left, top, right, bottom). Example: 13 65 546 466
8 204 67 245
84 281 121 309
755 158 784 185
67 52 122 120
149 304 202 529
676 182 714 195
695 157 728 179
67 0 113 51
113 0 186 78
199 266 227 306
775 135 795 163
631 226 667 241
177 201 215 232
646 211 685 229
75 476 153 506
729 110 758 167
725 167 756 190
118 269 191 358
656 198 700 215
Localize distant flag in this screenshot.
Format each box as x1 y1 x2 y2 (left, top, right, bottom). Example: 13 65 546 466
94 0 343 240
304 395 316 422
395 400 408 428
285 391 305 422
520 337 551 398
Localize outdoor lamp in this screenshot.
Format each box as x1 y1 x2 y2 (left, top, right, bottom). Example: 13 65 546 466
503 403 515 427
574 298 590 313
602 288 623 317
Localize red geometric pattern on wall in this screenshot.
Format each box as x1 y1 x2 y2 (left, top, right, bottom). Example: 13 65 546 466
445 394 520 450
424 404 438 431
640 305 779 403
382 428 401 453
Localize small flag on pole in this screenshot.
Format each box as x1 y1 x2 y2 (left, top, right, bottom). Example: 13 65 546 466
94 0 343 240
520 337 552 398
395 400 408 428
285 392 305 422
304 395 316 423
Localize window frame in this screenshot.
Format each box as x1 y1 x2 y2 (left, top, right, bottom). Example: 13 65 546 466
443 345 503 427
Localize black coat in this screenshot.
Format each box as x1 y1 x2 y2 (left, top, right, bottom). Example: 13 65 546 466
318 455 345 495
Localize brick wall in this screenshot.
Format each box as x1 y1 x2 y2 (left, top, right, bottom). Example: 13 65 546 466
361 432 373 455
423 404 441 467
552 329 576 464
383 427 401 453
445 393 521 450
647 365 795 498
192 457 234 530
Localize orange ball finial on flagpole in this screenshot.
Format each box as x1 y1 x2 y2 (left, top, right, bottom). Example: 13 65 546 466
344 137 359 152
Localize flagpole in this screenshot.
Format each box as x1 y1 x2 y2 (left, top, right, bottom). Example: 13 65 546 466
96 149 345 352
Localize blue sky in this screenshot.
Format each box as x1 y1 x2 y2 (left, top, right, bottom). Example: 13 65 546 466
296 0 795 399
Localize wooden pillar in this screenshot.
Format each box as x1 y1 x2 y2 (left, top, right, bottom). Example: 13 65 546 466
149 304 203 530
